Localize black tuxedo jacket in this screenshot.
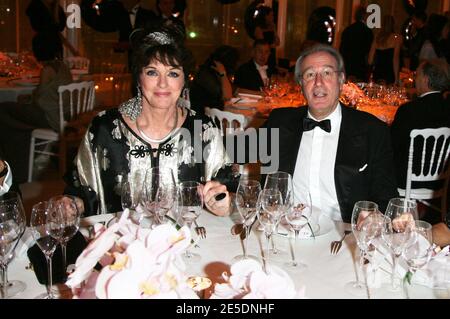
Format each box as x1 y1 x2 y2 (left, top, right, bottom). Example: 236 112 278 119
262 105 398 222
391 92 450 189
234 60 273 91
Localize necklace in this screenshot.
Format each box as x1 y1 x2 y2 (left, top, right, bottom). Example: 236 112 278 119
136 108 179 144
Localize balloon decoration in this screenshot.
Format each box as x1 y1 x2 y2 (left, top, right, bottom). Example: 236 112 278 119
402 0 428 15
80 0 132 41
306 6 336 45
244 0 278 40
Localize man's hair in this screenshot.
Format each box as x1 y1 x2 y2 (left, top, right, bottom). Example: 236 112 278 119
295 43 346 84
412 11 427 23
419 59 450 91
253 39 271 48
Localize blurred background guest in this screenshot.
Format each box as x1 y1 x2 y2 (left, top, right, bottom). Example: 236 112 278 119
390 59 450 190
419 14 449 63
234 39 273 92
253 5 279 73
368 15 403 85
189 45 239 115
0 34 72 183
408 11 428 71
339 5 373 82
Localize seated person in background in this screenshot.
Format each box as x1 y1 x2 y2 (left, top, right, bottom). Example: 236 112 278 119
64 24 237 216
262 44 398 222
0 33 72 183
390 59 450 190
189 45 239 115
234 39 274 92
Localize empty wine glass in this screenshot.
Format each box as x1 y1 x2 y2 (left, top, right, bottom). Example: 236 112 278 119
382 198 417 291
0 192 26 299
264 171 293 259
30 201 59 299
48 195 81 282
177 181 203 263
344 200 380 296
232 179 261 263
402 220 433 299
283 203 311 269
142 167 176 227
257 189 283 273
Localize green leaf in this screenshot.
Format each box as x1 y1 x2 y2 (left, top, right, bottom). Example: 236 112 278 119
404 271 413 285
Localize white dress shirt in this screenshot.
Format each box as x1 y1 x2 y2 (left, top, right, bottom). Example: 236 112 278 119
254 61 269 87
293 103 343 221
0 161 12 196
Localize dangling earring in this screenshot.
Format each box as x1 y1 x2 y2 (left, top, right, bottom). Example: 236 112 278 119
177 87 191 109
119 85 143 121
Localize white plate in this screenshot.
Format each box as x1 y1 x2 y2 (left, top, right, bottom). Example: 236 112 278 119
276 214 334 239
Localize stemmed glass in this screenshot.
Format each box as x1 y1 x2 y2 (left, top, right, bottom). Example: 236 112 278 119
257 189 283 273
231 179 261 263
0 192 26 299
48 195 81 282
382 198 417 291
142 167 176 227
402 220 433 299
177 181 203 263
283 203 311 269
263 171 293 259
30 201 59 299
344 200 380 296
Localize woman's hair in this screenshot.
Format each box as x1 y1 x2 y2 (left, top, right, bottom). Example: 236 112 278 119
130 24 194 85
206 45 239 75
254 5 272 29
376 15 395 46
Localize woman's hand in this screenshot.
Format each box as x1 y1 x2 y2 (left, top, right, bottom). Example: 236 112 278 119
202 181 231 217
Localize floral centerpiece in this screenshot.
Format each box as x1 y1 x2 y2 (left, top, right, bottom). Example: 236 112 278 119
66 209 198 299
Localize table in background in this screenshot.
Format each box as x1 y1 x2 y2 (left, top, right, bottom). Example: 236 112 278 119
0 77 37 103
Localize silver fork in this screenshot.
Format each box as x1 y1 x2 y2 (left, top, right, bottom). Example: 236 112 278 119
194 220 207 239
330 230 352 254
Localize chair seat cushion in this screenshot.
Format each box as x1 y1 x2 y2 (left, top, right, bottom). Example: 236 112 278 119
31 128 59 141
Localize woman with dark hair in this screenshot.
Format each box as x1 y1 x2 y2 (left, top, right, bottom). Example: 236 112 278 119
419 14 448 62
0 33 72 183
253 5 279 71
64 24 237 216
369 15 403 84
189 45 239 114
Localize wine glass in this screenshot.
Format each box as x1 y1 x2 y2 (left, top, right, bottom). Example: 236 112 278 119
48 195 81 282
283 203 311 269
177 181 203 263
0 192 26 299
30 201 59 299
257 189 283 273
344 200 380 296
142 167 176 227
382 197 417 291
231 179 261 263
263 171 293 259
402 220 433 299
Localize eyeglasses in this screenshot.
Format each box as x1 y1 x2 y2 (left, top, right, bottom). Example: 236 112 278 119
301 68 341 82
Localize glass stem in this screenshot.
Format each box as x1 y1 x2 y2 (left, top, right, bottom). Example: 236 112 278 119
1 264 6 299
265 233 271 274
391 253 400 290
272 224 279 254
358 249 366 287
185 221 193 258
45 255 54 299
61 243 67 281
243 225 249 259
292 230 299 266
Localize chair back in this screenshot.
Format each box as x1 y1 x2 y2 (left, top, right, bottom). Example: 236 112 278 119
204 107 247 135
405 127 450 199
57 81 96 133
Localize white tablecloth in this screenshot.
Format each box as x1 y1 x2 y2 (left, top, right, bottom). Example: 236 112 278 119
7 210 439 299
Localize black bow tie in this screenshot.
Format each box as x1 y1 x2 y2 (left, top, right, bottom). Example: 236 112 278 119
303 117 331 133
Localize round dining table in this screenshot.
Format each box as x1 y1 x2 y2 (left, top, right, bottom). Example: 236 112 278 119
7 208 440 299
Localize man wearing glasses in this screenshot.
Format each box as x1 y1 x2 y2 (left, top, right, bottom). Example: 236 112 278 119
262 44 398 222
